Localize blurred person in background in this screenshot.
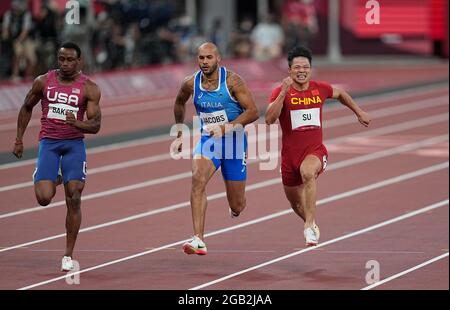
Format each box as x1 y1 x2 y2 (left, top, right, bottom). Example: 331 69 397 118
250 13 285 61
2 0 37 82
61 0 96 73
282 0 318 51
229 16 254 58
209 17 226 55
34 1 59 75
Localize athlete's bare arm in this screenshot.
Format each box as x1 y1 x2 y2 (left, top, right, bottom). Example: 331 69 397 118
13 75 47 159
66 79 102 134
226 70 259 128
332 87 371 127
174 74 195 137
265 77 293 125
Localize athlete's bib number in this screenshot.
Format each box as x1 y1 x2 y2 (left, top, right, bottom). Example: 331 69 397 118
47 103 79 121
290 108 321 130
199 110 229 130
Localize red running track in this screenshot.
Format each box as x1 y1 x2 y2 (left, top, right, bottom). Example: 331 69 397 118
0 71 448 290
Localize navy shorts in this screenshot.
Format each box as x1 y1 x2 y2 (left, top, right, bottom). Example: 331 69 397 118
193 131 247 181
33 138 87 184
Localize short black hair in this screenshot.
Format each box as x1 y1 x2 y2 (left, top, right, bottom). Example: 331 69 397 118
287 46 312 67
60 42 81 58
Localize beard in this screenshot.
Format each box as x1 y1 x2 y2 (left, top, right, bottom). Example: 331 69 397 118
200 62 218 76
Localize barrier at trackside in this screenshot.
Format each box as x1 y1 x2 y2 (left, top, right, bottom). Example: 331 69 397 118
0 58 284 114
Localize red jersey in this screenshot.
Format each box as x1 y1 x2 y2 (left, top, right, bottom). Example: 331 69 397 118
269 80 333 160
39 70 88 140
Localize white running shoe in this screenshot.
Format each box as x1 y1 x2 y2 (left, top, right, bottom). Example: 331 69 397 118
61 256 74 272
304 227 319 247
182 236 207 255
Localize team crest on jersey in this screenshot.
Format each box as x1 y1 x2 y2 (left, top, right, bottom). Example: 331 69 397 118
72 88 80 94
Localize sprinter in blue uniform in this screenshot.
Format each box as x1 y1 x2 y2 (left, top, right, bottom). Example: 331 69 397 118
173 42 259 255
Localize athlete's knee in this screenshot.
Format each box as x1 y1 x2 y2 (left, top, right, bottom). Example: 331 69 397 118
66 191 82 210
36 195 52 206
191 173 209 192
300 169 316 183
35 189 54 206
230 196 246 212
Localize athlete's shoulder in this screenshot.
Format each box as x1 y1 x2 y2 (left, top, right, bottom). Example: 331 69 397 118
226 69 247 90
181 73 196 90
32 74 48 91
225 69 243 81
310 80 333 96
84 78 101 101
269 85 283 102
272 85 283 92
85 78 100 89
311 80 332 90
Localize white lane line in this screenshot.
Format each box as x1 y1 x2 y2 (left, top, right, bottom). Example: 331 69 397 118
324 95 447 127
1 86 447 171
18 197 449 290
0 134 172 170
1 159 446 254
2 95 447 192
1 131 447 219
361 252 449 290
1 83 446 130
189 200 449 290
0 153 173 192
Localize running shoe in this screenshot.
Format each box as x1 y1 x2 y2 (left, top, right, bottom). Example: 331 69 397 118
304 227 319 247
61 256 74 272
182 236 207 255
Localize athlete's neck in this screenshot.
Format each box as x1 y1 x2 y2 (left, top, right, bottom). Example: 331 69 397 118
292 81 309 92
202 68 220 81
57 70 81 83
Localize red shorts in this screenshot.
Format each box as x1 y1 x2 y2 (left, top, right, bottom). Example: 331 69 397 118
281 144 328 187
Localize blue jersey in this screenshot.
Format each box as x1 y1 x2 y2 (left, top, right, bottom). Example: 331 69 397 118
193 67 243 135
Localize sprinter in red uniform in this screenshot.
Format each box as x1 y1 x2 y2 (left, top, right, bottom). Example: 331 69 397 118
12 42 102 271
265 46 371 247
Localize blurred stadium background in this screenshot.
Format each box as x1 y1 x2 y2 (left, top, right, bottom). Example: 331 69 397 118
0 0 448 158
0 1 448 290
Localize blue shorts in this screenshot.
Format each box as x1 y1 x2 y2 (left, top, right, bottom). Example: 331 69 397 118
193 131 247 181
33 138 87 184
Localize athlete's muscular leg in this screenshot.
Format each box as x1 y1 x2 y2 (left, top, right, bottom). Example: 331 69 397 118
283 185 306 221
191 157 216 240
299 155 322 229
224 180 246 216
35 181 58 206
64 180 85 258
